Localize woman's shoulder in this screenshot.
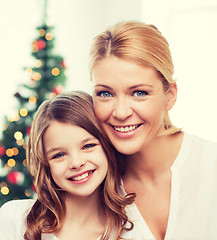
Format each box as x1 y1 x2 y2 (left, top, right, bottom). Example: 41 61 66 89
182 132 217 168
184 132 217 151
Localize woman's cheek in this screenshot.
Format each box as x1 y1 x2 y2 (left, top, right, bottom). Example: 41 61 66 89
93 101 112 122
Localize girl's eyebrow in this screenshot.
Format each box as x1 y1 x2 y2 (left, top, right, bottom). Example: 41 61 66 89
46 137 98 156
81 137 98 144
46 147 62 155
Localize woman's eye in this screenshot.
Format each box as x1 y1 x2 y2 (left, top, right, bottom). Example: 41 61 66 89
96 91 112 98
133 91 148 97
82 143 97 150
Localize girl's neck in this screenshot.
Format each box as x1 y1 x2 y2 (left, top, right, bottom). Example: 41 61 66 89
55 190 106 240
123 132 183 181
64 190 106 225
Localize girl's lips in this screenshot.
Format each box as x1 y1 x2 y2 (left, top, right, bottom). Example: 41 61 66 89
67 170 95 184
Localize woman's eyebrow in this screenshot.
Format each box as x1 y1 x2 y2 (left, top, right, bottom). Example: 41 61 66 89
129 84 153 90
94 84 113 90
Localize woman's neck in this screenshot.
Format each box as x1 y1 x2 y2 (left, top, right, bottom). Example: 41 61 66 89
123 132 183 181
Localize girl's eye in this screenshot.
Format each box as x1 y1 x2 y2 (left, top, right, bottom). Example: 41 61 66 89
96 91 112 98
52 152 66 159
82 143 97 150
133 91 148 97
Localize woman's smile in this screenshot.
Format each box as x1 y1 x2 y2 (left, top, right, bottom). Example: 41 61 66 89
92 56 175 154
108 123 143 140
112 124 141 133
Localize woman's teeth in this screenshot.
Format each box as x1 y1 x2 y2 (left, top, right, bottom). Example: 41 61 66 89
114 125 138 133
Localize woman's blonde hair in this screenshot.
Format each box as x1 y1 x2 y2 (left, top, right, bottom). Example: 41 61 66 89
89 21 181 135
25 91 135 240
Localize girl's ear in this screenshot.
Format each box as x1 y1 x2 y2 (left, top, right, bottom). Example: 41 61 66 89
165 83 177 111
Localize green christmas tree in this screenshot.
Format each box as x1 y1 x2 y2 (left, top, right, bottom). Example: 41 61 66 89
0 6 67 206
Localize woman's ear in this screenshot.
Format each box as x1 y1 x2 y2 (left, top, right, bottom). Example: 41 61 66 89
165 83 177 111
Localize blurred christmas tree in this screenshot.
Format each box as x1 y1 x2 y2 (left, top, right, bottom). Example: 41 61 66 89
0 1 67 206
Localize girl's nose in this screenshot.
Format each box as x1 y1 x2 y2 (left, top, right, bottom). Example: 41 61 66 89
68 152 86 169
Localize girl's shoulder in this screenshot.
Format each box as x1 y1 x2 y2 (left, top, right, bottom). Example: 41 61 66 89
0 199 36 240
0 199 35 216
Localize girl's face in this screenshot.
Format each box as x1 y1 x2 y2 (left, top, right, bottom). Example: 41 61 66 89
92 56 176 155
44 120 108 198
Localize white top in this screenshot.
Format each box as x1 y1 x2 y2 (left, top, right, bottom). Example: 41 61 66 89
0 199 56 240
0 199 143 240
1 132 216 240
121 132 217 240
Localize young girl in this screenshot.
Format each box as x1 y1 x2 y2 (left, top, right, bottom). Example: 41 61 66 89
0 91 138 240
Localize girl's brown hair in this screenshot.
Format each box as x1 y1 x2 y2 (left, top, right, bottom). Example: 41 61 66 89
89 21 182 135
25 91 135 240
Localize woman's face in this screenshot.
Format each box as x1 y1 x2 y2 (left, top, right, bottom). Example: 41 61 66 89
92 56 176 155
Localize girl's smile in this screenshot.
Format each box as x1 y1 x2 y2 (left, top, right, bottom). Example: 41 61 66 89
67 170 95 184
44 120 108 197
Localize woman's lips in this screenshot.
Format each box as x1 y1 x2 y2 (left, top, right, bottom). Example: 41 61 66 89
108 124 142 138
112 124 141 133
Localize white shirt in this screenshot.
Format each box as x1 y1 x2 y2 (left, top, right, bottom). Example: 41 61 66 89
122 132 217 240
0 199 143 240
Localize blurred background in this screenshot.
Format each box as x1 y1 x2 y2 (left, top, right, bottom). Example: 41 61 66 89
0 0 217 204
1 0 217 141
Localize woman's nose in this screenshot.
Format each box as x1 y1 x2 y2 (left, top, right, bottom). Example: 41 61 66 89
112 98 133 120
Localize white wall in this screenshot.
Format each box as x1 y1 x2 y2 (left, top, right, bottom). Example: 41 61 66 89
142 0 217 142
49 0 143 93
0 0 39 129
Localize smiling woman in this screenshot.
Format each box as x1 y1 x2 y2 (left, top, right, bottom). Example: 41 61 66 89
0 91 143 240
92 55 178 155
89 20 217 240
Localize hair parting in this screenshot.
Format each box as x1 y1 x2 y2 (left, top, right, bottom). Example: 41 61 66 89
89 21 182 135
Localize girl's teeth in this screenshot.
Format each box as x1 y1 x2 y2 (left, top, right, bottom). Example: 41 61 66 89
72 172 89 181
114 125 137 133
